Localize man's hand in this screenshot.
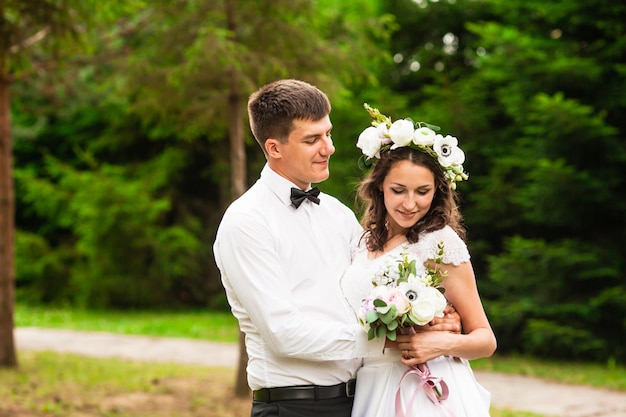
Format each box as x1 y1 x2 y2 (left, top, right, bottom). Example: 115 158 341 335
413 303 462 334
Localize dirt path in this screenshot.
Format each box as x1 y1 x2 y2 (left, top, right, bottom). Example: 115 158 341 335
14 327 626 417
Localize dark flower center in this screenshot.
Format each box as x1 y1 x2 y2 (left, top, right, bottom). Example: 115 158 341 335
440 144 452 157
405 289 418 301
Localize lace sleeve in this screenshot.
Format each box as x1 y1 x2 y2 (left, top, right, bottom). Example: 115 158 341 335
418 226 470 266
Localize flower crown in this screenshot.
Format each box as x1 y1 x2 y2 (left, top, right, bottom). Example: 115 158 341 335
356 104 468 189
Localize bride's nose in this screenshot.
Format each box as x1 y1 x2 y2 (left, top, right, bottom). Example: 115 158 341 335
402 195 417 210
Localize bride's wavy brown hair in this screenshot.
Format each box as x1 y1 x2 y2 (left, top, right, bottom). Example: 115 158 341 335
357 147 465 252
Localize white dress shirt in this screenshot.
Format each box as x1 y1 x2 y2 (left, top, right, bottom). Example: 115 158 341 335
214 164 384 390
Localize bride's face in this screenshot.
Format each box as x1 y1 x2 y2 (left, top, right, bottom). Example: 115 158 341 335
380 160 436 232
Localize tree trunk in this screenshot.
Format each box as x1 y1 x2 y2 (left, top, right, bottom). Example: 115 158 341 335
230 88 250 396
225 0 249 398
0 63 17 368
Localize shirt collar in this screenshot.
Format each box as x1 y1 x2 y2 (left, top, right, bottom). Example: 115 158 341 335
261 164 316 207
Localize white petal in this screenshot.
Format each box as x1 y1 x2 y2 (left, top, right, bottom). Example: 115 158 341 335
389 119 415 147
413 127 436 146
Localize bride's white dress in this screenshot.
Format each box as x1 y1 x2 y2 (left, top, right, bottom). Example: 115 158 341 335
341 226 491 417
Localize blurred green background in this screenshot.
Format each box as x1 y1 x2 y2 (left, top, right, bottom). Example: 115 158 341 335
4 0 625 364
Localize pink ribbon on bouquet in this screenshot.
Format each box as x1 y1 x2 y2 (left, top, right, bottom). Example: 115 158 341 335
394 362 455 417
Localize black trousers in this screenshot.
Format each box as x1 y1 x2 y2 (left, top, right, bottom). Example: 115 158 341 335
251 396 354 417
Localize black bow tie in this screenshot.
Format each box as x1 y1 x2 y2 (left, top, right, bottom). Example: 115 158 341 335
290 187 321 208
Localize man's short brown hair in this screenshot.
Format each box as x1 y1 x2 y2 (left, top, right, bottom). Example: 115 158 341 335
248 79 331 150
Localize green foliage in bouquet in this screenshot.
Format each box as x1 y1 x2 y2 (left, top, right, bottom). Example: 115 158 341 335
363 242 447 341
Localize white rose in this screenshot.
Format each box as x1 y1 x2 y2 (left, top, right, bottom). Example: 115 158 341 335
413 127 436 146
434 134 465 167
389 119 415 149
408 297 438 325
424 286 447 317
406 286 447 325
357 124 387 159
356 127 381 159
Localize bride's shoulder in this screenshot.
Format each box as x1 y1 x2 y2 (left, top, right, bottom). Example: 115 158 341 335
434 226 465 244
413 226 470 265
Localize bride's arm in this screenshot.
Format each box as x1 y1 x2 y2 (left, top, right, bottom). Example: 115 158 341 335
396 261 497 363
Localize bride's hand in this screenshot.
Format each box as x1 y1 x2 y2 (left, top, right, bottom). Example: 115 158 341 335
397 331 456 364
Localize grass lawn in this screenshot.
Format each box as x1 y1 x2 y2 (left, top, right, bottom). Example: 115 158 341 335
10 303 625 417
15 304 625 391
1 350 250 417
15 304 239 343
1 350 546 417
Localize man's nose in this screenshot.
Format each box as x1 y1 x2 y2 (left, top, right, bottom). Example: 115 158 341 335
321 135 335 155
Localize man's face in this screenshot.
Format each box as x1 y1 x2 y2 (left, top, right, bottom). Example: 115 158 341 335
268 116 335 190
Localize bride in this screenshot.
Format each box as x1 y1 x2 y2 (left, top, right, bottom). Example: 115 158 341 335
341 107 496 417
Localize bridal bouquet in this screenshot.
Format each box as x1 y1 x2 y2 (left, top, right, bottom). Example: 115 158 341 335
360 242 455 415
359 242 448 341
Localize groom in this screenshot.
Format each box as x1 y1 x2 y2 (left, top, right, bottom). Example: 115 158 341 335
213 79 460 417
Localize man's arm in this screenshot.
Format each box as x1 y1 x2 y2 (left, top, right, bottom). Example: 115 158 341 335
215 212 384 360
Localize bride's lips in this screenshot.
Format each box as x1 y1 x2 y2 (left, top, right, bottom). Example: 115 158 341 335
398 210 417 219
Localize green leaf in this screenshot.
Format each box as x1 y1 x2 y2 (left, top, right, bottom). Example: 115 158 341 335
375 324 387 339
380 308 397 324
373 299 388 308
365 310 379 323
372 299 391 315
422 122 441 132
367 326 376 341
358 155 375 171
387 329 397 341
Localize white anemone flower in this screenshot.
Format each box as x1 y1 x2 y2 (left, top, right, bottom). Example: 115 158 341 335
434 134 465 167
398 281 423 304
389 119 415 149
413 126 437 147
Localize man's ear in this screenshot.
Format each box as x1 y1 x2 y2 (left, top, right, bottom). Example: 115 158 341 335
265 138 281 159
